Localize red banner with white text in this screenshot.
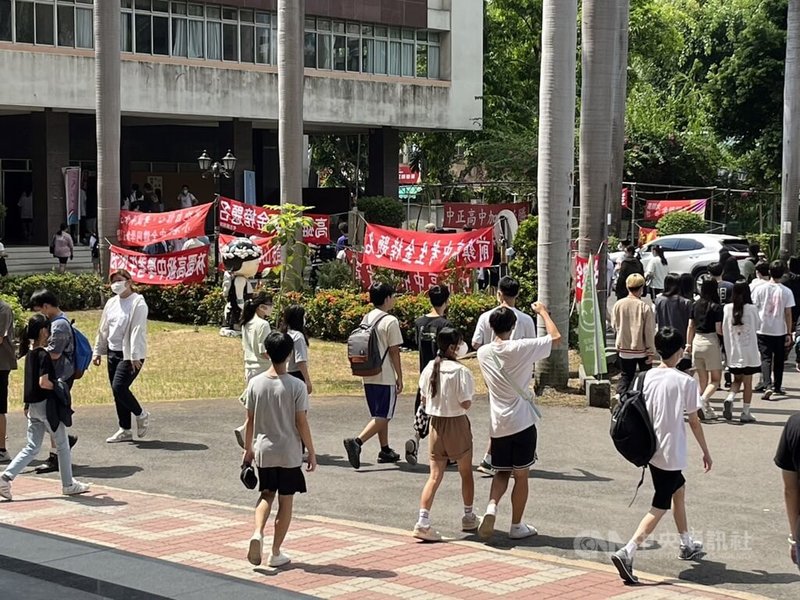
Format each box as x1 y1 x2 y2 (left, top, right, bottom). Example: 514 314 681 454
362 224 493 273
117 204 212 246
345 249 471 293
218 196 330 244
109 245 209 285
443 202 530 229
643 199 707 221
574 255 600 302
218 234 281 273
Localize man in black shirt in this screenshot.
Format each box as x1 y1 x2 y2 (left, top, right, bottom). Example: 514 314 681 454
615 246 644 300
405 285 452 466
775 414 800 569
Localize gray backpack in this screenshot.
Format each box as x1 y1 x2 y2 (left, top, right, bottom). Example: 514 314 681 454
348 313 390 377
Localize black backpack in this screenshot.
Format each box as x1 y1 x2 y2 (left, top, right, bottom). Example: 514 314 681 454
610 372 657 505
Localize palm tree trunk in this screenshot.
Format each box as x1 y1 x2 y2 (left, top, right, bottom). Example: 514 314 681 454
95 0 121 276
536 0 578 388
608 0 630 239
781 0 800 259
579 0 618 313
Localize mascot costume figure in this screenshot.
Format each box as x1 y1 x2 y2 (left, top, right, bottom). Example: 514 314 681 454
220 238 263 337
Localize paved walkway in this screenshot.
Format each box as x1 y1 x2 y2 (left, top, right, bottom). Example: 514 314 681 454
0 478 766 600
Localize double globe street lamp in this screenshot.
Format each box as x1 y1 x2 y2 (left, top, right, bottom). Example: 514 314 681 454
198 149 237 276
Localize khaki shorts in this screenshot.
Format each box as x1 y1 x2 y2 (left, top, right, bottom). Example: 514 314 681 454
693 332 723 371
429 415 472 461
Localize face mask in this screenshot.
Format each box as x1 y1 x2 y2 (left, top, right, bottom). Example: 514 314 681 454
455 341 469 359
110 281 128 295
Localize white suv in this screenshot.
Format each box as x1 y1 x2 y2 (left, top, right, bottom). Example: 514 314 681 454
639 233 749 283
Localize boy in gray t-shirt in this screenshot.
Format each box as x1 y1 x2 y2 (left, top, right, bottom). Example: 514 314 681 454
244 332 316 569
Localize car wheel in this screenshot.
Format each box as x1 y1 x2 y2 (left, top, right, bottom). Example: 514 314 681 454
693 268 712 292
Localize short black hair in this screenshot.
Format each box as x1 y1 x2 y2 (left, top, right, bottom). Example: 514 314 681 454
789 257 800 276
498 276 520 298
264 331 294 364
489 306 517 336
625 245 636 254
369 282 395 307
755 261 770 276
770 260 786 280
428 284 450 308
29 289 60 310
338 221 348 234
655 326 684 360
749 243 760 257
707 262 723 277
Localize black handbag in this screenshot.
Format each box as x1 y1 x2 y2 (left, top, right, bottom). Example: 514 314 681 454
240 463 258 489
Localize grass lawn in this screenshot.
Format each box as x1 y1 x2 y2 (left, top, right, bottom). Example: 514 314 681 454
7 311 585 409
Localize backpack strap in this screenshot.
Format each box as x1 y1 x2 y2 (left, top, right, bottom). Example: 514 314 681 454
628 466 648 508
627 371 650 507
364 312 392 365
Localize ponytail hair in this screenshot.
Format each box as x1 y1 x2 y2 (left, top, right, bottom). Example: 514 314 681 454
280 304 309 346
731 282 751 327
429 327 463 399
18 313 50 358
239 292 271 327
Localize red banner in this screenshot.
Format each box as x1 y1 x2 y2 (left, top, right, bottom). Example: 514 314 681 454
574 255 600 302
643 198 707 221
442 202 530 229
109 245 209 285
639 227 659 246
399 164 421 185
362 224 493 273
345 249 471 294
621 187 630 209
218 197 330 244
218 234 281 273
118 204 212 247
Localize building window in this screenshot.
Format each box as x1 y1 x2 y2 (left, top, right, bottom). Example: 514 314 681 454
15 1 34 44
0 0 12 41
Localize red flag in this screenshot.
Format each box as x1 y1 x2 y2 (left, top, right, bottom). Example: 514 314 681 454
639 227 659 246
218 196 330 244
118 204 212 246
109 245 209 285
574 255 600 302
442 202 530 229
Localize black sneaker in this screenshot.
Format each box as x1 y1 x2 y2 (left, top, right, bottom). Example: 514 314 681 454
754 383 767 393
377 448 400 463
611 548 639 584
773 388 786 396
343 438 361 470
36 453 59 474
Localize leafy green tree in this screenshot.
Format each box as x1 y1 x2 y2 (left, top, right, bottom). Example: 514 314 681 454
355 197 405 227
656 211 706 235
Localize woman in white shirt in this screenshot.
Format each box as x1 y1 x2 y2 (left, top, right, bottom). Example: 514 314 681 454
412 327 475 543
92 270 150 443
279 305 312 395
645 245 670 299
240 293 272 382
722 282 761 424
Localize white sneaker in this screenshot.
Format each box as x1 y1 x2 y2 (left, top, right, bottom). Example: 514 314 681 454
136 411 150 438
247 534 263 566
509 523 538 539
0 450 11 463
412 524 442 542
62 481 91 496
268 552 291 567
0 476 11 500
106 429 133 443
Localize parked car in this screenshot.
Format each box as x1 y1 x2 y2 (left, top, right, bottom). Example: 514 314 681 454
639 233 749 285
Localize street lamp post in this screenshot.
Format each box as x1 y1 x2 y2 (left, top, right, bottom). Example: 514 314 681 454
198 149 237 275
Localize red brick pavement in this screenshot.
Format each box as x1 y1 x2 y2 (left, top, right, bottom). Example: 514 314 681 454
0 478 765 600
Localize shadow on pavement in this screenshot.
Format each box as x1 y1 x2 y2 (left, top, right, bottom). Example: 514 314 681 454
255 563 396 579
62 493 127 508
73 465 144 479
531 468 613 483
678 559 800 586
132 440 208 451
469 532 623 553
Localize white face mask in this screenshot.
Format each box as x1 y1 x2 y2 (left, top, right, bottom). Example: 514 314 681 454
110 281 128 295
455 341 469 359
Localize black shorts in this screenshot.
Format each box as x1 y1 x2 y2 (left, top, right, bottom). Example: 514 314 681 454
729 366 760 376
257 466 307 495
490 424 537 471
289 371 306 383
649 464 685 510
0 370 8 413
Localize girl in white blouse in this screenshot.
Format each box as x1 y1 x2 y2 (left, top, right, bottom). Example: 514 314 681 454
412 327 475 542
92 269 150 443
722 282 761 423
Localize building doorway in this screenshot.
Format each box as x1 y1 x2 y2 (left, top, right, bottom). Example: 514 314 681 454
0 164 33 245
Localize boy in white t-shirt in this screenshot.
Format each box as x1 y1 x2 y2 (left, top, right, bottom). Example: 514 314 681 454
611 326 713 585
475 304 560 542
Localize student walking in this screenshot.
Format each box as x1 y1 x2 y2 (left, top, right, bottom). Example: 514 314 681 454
51 224 74 274
610 326 712 584
0 315 90 500
475 304 561 542
654 275 692 337
722 283 761 423
243 332 316 568
343 283 404 469
708 262 734 304
612 274 656 397
412 327 476 542
774 413 800 568
752 261 795 400
92 270 150 443
645 245 669 298
686 279 724 420
406 285 452 466
0 298 17 463
615 246 645 300
235 293 272 449
280 305 312 394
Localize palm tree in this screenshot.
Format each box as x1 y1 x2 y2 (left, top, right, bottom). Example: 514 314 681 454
536 0 578 387
95 0 121 275
608 0 630 239
781 0 800 258
579 0 618 311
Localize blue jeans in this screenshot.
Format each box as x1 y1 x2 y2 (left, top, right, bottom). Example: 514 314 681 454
3 401 73 487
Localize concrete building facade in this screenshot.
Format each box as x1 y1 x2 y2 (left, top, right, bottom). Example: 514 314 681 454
0 0 483 245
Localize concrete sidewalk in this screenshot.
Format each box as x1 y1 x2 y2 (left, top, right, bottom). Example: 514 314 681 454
0 478 769 600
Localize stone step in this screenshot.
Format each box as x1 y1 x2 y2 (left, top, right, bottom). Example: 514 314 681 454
3 246 94 275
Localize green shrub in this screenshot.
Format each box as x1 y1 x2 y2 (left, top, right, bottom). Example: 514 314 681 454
315 260 357 291
0 273 105 311
508 215 538 306
0 293 27 338
656 211 706 236
356 196 405 227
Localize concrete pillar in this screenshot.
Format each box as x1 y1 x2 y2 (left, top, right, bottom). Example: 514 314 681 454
366 127 399 199
218 119 254 200
31 109 69 245
255 130 280 202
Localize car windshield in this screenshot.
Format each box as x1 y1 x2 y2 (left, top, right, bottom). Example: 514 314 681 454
721 238 749 253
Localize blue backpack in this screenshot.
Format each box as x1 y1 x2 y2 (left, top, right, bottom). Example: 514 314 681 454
55 316 92 380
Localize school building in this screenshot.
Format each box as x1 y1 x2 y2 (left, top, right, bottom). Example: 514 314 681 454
0 0 483 247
